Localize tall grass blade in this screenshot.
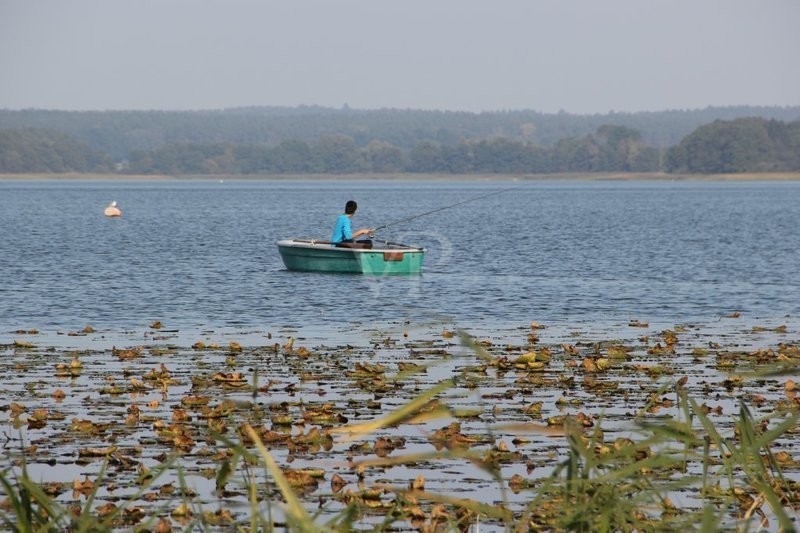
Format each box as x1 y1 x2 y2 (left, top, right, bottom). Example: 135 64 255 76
243 424 316 532
329 378 454 440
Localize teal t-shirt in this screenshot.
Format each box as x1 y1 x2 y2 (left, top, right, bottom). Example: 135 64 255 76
331 214 352 243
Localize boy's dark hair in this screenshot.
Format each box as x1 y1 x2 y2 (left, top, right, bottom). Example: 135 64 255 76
345 200 357 214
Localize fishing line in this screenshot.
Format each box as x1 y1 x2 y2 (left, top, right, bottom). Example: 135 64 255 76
372 185 522 232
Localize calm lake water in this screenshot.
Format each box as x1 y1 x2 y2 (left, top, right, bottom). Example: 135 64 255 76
1 178 799 338
2 178 800 531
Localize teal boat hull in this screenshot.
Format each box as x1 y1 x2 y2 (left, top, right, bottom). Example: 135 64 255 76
277 239 424 274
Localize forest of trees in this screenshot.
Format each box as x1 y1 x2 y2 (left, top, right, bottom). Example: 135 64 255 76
0 128 111 173
0 106 798 174
124 124 661 174
666 117 800 173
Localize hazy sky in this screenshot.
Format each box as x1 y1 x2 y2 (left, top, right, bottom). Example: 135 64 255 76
2 0 798 114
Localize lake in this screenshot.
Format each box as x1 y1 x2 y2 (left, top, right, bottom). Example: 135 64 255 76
1 178 798 339
2 177 800 530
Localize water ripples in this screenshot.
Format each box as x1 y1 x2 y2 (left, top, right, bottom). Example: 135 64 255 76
1 178 799 333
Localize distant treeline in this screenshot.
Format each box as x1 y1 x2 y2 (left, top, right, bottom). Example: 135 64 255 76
126 124 662 174
0 106 799 174
666 117 800 173
0 128 112 173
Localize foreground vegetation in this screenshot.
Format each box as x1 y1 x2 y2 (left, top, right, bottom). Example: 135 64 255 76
1 318 799 530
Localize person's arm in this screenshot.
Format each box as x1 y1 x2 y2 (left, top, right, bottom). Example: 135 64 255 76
353 227 373 238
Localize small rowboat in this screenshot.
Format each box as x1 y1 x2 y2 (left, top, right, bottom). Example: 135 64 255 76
277 239 425 274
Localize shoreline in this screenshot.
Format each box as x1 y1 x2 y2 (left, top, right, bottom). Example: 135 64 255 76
2 171 800 181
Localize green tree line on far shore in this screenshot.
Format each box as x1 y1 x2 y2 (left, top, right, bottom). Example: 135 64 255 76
0 128 112 173
666 117 800 173
1 117 799 175
3 105 799 158
126 124 662 174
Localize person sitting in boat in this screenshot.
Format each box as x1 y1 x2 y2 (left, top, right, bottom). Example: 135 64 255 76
104 201 122 217
331 200 373 248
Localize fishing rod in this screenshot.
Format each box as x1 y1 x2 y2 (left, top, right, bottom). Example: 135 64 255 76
372 186 522 232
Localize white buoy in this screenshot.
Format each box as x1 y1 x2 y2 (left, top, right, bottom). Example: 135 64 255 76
104 201 122 217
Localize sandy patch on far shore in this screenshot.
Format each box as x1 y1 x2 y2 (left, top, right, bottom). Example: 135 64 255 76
2 172 800 181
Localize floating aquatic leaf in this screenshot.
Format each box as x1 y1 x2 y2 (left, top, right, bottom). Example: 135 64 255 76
523 402 543 417
331 473 347 493
72 476 95 495
153 517 173 533
283 336 295 352
240 424 290 445
302 403 347 426
271 414 293 426
181 395 211 407
8 402 26 417
606 345 630 359
199 402 234 419
29 408 48 421
78 446 117 457
212 372 247 385
171 502 192 517
113 346 143 360
515 350 551 365
429 422 479 450
373 436 406 457
129 378 148 391
27 417 47 430
561 343 580 356
282 468 321 494
397 361 426 373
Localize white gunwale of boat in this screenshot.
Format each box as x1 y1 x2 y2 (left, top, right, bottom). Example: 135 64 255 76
277 239 424 253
